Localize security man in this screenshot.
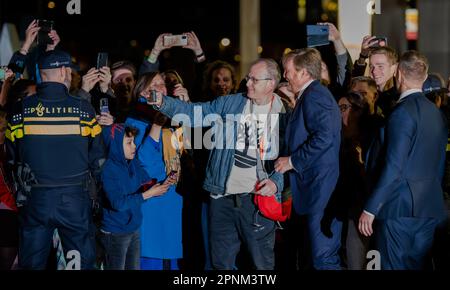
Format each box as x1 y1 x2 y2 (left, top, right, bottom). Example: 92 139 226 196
6 50 105 269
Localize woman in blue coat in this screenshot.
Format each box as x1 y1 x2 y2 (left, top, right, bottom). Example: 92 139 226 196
126 72 188 270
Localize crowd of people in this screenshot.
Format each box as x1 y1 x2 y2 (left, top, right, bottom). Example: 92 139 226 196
1 19 450 270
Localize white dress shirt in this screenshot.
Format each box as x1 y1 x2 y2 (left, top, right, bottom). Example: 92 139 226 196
397 88 422 103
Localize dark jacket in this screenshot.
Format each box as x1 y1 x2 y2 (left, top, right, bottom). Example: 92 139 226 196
365 92 447 219
286 80 342 215
6 82 105 186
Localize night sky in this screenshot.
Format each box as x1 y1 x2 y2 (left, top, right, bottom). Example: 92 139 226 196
0 0 320 66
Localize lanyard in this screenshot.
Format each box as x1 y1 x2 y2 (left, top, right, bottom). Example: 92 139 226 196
249 95 274 160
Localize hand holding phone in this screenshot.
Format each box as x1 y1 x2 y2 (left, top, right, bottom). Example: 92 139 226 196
164 170 178 185
372 36 388 48
306 25 330 47
96 52 109 70
142 179 170 200
143 90 163 107
169 170 178 179
150 90 158 103
96 112 114 126
37 20 54 46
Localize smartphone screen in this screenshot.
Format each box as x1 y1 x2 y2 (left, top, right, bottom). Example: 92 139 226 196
306 25 329 47
96 52 108 70
99 98 109 113
169 170 178 179
150 90 158 103
37 20 54 46
163 35 188 46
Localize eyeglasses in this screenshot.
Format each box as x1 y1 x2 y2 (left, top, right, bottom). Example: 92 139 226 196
339 104 352 112
245 75 272 83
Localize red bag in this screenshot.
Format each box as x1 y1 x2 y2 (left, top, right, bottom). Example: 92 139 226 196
254 188 292 222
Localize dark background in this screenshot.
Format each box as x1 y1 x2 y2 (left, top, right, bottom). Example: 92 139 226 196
0 0 328 69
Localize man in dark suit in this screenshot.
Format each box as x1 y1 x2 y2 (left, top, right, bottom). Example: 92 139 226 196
359 51 448 270
275 48 342 269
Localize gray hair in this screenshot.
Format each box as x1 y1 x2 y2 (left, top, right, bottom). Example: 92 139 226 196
250 58 281 87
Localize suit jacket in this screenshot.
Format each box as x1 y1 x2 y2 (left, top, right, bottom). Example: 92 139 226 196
286 80 341 214
365 92 447 219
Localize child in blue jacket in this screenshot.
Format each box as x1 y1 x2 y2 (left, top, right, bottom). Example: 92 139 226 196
100 124 174 270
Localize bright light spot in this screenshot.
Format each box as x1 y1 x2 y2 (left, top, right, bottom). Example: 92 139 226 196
327 2 338 11
297 0 306 22
257 46 263 54
221 38 231 47
284 48 292 55
48 1 56 9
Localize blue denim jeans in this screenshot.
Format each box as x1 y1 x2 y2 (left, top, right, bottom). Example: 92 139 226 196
100 229 140 270
209 194 276 270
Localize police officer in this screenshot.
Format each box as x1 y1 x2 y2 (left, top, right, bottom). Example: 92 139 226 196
6 50 105 269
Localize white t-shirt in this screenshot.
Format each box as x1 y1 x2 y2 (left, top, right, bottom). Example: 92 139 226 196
225 99 272 194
